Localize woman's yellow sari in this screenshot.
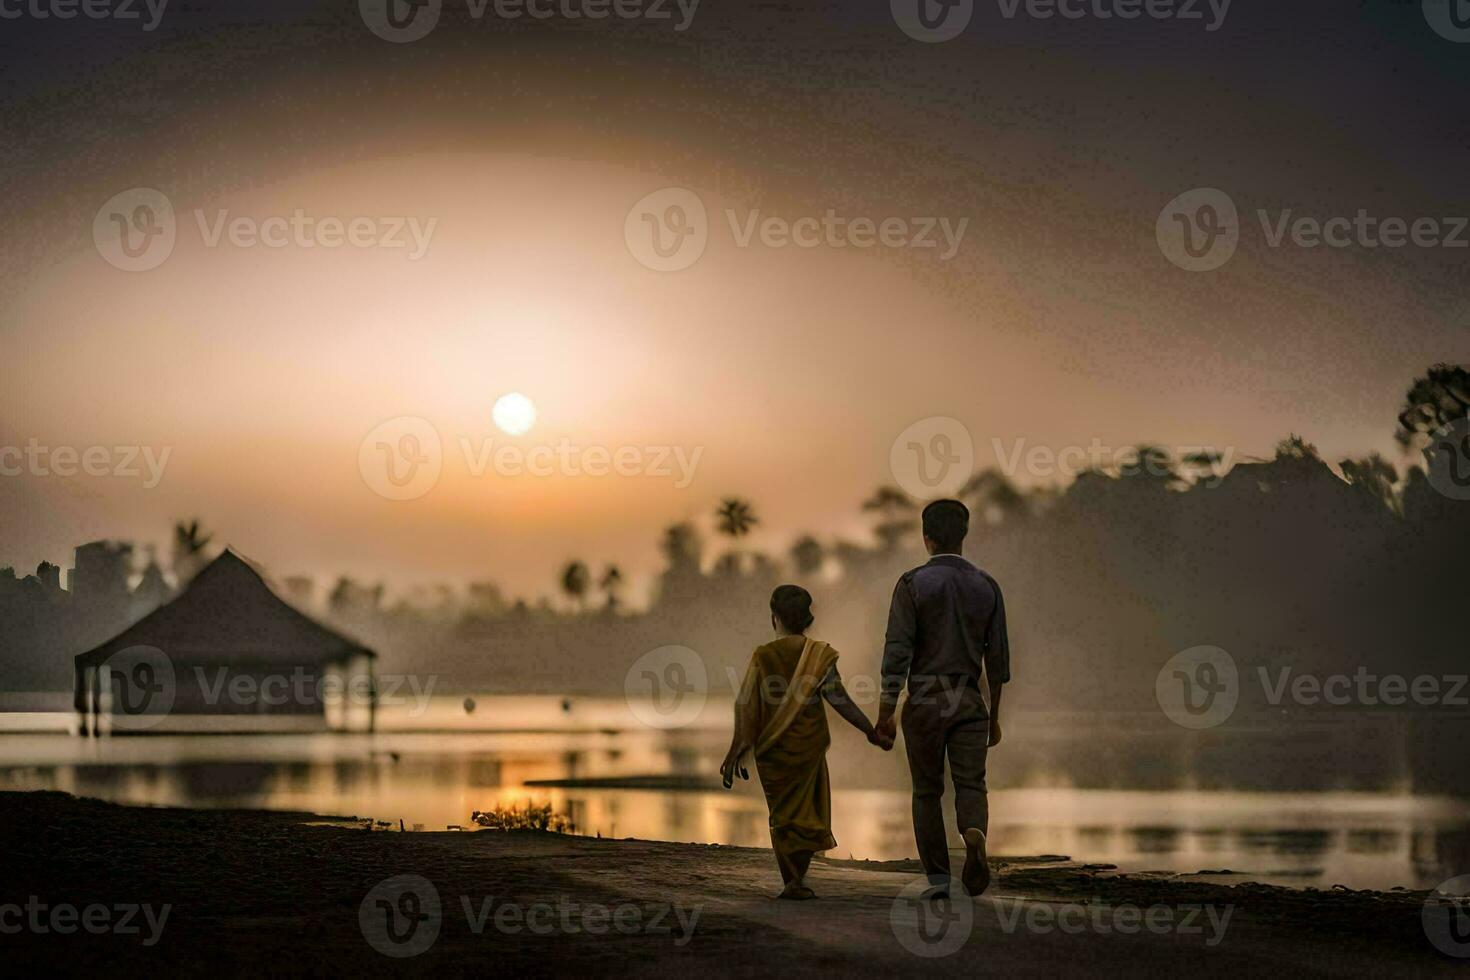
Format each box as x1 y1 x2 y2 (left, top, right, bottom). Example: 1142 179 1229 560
733 635 841 877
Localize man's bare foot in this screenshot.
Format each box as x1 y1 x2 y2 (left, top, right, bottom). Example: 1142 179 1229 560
962 827 990 896
777 883 817 900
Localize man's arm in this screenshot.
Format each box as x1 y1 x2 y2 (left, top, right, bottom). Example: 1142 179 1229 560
876 576 917 739
984 578 1011 747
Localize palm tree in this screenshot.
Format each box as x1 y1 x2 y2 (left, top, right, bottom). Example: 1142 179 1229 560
659 522 702 571
560 560 591 611
789 535 824 575
715 498 758 538
861 486 916 550
714 498 758 575
599 564 624 611
171 518 213 585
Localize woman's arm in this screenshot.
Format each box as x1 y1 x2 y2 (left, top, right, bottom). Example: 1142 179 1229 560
720 737 750 788
721 655 761 787
821 669 891 749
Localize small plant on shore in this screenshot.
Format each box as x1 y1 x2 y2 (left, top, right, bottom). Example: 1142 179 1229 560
470 803 573 833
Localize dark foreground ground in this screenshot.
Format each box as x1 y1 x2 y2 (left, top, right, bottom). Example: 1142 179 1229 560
0 791 1463 977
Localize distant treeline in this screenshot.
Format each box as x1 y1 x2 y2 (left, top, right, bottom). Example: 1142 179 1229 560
4 365 1469 792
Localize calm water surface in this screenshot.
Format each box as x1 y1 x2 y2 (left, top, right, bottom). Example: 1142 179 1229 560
2 695 1467 892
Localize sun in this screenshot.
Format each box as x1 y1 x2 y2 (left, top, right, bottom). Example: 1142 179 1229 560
492 392 537 436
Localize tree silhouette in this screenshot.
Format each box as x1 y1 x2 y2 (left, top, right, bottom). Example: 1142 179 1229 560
861 486 916 550
714 498 759 576
1181 450 1225 484
1119 444 1177 481
789 535 825 576
659 522 702 570
171 518 213 585
560 560 591 611
960 469 1029 524
598 564 624 611
1340 454 1400 515
715 498 758 538
1395 363 1470 450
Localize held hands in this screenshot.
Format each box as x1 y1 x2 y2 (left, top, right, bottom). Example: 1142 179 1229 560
871 712 897 751
720 744 750 789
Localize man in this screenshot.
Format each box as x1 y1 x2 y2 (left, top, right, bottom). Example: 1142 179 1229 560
875 498 1010 896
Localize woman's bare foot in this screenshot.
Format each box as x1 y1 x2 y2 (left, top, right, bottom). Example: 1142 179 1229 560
777 883 817 900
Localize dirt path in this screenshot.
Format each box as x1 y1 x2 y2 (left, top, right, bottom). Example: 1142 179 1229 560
0 791 1460 976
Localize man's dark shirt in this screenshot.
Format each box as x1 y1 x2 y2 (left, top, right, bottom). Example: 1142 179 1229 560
881 554 1011 702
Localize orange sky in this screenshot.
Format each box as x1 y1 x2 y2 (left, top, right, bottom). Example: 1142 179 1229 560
2 149 1451 602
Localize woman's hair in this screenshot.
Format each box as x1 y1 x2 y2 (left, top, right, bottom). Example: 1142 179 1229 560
770 584 814 633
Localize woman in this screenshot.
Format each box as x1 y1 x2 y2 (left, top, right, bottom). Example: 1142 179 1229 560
720 584 892 899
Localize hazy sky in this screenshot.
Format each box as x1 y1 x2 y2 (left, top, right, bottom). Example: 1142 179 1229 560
2 1 1467 600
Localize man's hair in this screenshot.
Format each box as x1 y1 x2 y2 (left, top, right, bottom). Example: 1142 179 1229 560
921 499 970 553
770 584 815 633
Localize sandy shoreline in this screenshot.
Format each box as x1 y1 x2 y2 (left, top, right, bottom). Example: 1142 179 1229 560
0 791 1461 976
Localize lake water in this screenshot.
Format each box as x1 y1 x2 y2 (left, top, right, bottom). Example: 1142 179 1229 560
2 694 1468 892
